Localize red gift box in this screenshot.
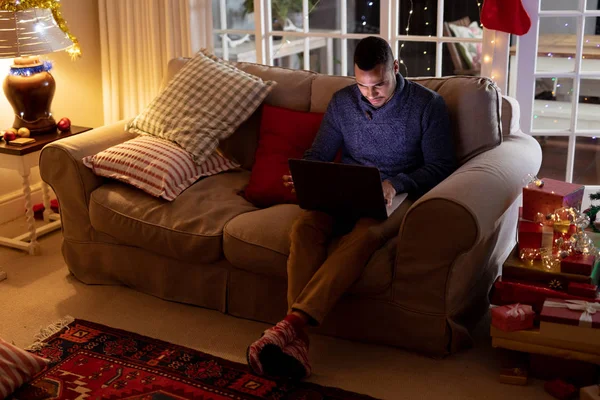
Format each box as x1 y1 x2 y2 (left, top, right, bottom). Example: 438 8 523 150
540 298 600 346
561 254 596 276
490 277 600 313
518 220 556 251
567 282 598 299
522 178 584 221
544 379 578 400
491 303 535 332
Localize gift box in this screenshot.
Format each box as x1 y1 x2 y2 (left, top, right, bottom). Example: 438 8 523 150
498 367 528 385
544 379 578 400
490 278 600 313
522 178 584 222
529 353 599 387
502 245 593 291
491 303 535 332
561 254 596 276
567 282 598 299
580 385 600 400
518 220 556 251
540 298 600 346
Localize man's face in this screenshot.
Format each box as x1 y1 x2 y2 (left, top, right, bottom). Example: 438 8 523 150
355 60 399 108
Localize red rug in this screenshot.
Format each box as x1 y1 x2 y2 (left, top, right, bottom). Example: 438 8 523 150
16 319 379 400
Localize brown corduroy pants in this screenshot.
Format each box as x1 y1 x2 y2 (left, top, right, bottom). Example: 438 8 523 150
286 199 413 325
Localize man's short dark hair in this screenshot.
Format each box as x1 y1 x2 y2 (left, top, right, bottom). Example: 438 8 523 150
354 36 394 71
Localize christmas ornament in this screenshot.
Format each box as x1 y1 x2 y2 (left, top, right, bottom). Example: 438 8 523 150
481 0 531 36
57 117 71 132
548 279 563 291
0 0 82 59
3 131 16 142
17 127 30 138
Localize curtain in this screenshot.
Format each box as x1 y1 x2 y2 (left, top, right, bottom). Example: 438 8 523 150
99 0 213 124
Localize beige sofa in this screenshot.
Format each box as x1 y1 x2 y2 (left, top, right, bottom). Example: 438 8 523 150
40 58 541 357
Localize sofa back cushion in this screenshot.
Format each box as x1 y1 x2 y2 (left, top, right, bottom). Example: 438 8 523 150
161 59 503 169
311 74 502 165
411 76 502 164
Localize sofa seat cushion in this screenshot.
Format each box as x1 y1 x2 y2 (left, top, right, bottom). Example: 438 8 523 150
89 170 257 263
223 205 394 294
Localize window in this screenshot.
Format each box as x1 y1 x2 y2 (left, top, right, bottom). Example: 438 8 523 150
212 0 485 78
511 0 600 190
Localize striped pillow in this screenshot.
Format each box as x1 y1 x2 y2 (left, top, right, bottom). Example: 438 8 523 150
82 136 240 201
0 337 48 399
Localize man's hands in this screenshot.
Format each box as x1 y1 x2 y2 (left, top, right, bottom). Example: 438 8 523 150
283 174 295 193
382 180 396 206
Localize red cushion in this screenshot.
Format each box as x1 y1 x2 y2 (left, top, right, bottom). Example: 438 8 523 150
243 104 325 207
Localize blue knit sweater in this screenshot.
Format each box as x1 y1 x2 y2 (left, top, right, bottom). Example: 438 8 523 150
304 74 457 198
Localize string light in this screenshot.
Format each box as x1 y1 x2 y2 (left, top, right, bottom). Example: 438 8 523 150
398 0 413 76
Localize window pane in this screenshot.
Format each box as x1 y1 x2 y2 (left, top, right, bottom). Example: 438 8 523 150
541 0 578 10
537 17 579 73
308 37 338 74
269 0 305 31
347 0 379 34
397 41 436 77
574 136 600 184
268 35 331 69
578 89 600 130
586 0 600 10
213 0 254 30
534 136 568 181
533 77 574 131
308 0 339 31
213 34 257 62
442 41 481 76
398 0 437 36
582 17 600 73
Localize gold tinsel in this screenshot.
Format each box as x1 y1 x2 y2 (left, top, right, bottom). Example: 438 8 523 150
0 0 81 59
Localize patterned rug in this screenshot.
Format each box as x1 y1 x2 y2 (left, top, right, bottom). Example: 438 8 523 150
15 318 378 400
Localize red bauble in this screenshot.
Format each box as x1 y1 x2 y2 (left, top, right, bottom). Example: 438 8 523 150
57 117 71 132
3 131 17 142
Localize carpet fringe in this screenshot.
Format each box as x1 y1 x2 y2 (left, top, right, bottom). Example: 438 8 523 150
26 315 75 351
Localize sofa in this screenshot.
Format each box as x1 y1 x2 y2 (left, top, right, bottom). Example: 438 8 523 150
40 58 542 357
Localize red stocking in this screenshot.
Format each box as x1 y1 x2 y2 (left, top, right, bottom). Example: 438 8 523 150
481 0 532 36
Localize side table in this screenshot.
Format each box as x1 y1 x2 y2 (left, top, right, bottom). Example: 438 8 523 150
0 126 92 255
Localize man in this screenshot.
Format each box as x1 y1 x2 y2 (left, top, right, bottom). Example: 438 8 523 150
246 36 457 380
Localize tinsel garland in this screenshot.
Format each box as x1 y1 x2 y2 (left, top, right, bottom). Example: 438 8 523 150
0 0 82 59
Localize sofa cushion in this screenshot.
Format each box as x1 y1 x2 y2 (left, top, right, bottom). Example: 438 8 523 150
223 205 394 294
89 170 257 264
127 51 275 164
82 136 239 201
243 104 325 207
410 76 502 164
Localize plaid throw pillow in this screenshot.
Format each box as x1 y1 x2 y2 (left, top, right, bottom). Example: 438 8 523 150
82 136 240 201
126 50 276 164
0 337 48 399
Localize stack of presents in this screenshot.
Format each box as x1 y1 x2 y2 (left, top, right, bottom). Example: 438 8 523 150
490 176 600 399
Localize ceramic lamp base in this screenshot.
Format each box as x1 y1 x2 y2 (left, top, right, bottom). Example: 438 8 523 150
2 56 57 135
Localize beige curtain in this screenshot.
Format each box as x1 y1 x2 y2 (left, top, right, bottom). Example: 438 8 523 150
99 0 213 124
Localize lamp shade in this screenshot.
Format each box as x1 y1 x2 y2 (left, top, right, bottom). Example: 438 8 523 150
0 8 73 58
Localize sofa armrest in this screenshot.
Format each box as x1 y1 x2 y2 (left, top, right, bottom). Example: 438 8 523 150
393 131 542 315
40 120 134 241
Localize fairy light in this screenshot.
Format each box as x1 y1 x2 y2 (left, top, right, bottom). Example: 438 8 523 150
398 0 414 76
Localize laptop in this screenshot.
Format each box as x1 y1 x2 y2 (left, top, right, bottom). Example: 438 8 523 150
288 158 407 220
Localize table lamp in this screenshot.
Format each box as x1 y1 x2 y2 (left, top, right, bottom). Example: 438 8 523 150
0 1 81 135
